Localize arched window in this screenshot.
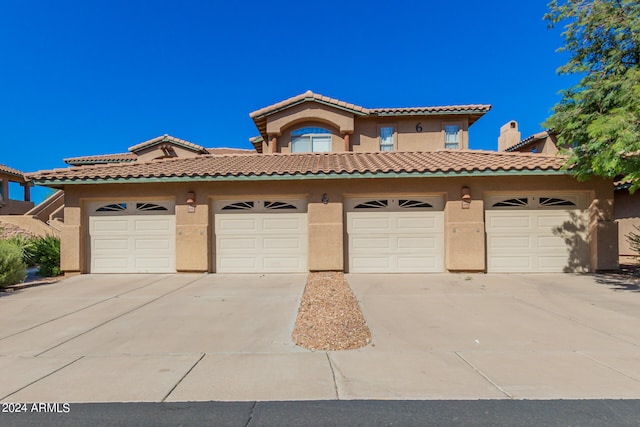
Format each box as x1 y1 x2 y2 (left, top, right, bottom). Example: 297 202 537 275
291 127 332 153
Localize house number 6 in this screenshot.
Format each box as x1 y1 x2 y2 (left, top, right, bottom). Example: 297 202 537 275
416 122 423 132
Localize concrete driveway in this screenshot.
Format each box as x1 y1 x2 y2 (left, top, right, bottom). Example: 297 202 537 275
1 272 640 402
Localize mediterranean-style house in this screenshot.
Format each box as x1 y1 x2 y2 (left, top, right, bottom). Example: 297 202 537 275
28 91 619 275
502 123 639 257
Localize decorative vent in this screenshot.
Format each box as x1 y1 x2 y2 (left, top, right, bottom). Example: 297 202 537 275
399 199 433 209
96 203 126 212
493 198 528 208
136 202 168 211
221 201 254 210
539 197 576 207
354 200 388 209
264 201 297 210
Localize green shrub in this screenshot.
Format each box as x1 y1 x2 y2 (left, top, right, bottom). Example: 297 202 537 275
0 240 27 288
6 235 38 267
627 225 640 257
32 235 61 277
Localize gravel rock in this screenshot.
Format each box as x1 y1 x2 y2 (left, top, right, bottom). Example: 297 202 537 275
292 272 371 351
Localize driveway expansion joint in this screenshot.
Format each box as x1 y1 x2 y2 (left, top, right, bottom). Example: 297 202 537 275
455 351 513 399
0 355 84 401
161 353 206 402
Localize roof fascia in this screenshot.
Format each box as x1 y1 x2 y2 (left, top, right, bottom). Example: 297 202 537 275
252 98 368 120
32 169 569 186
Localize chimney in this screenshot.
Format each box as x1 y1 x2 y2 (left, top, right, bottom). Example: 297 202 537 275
498 120 521 151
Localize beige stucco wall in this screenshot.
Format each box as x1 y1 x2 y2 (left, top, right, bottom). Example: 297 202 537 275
614 190 640 256
58 174 617 275
263 102 471 153
351 116 469 152
266 103 355 137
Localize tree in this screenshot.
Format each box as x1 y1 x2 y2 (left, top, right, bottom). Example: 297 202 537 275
544 0 640 192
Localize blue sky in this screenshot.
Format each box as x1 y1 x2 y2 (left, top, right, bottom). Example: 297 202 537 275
1 1 574 201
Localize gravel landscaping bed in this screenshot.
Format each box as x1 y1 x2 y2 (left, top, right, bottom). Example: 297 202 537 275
292 272 371 351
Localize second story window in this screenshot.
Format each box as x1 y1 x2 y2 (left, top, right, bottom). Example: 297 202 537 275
291 127 332 153
445 125 460 149
379 126 394 151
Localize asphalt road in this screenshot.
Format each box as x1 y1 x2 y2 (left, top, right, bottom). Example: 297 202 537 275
2 400 640 427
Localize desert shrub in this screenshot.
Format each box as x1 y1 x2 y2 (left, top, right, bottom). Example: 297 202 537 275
6 235 38 266
32 235 61 277
627 225 640 257
0 240 27 287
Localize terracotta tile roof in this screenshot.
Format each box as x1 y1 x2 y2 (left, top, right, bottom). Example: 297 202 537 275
128 134 208 154
249 91 492 153
250 90 491 119
370 105 492 116
0 163 25 178
250 90 370 119
64 147 254 165
505 130 553 152
29 150 568 184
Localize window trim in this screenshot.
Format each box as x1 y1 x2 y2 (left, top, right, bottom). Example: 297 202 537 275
444 123 461 150
379 125 396 151
291 127 333 153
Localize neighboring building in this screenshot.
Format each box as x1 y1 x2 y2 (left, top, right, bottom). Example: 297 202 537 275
28 91 618 276
0 164 34 215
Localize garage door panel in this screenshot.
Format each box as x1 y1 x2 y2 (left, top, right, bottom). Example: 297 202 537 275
537 235 568 249
351 257 392 270
352 236 392 250
263 257 303 270
397 236 436 249
350 217 391 232
93 238 129 251
216 218 257 234
135 256 172 269
489 215 531 230
396 216 438 231
262 217 304 232
489 235 532 249
262 237 303 250
92 219 130 234
218 237 257 250
93 257 130 270
398 256 437 269
538 256 570 270
134 238 172 250
133 218 173 233
490 256 532 269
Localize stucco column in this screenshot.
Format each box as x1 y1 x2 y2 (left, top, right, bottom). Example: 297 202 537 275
343 133 350 151
269 135 277 154
307 199 344 271
61 205 82 275
589 195 618 271
444 189 485 271
175 192 209 272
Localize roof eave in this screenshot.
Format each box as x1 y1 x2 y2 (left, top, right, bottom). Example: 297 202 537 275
30 168 569 187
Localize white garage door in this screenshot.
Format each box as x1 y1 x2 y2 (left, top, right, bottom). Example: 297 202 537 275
346 197 445 273
89 201 176 273
214 199 308 273
485 194 589 273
